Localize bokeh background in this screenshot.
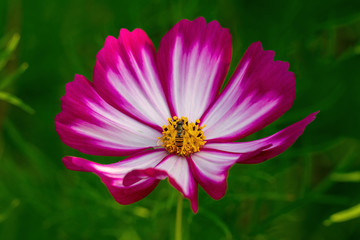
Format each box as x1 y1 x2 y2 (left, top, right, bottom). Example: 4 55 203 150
1 0 360 239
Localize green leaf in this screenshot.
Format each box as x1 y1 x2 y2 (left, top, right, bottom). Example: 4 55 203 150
331 171 360 182
324 203 360 226
0 91 34 114
0 33 20 70
0 62 28 90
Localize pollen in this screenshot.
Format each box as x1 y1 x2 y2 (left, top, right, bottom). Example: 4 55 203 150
158 116 206 156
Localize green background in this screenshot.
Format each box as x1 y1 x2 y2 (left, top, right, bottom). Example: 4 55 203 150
1 0 360 239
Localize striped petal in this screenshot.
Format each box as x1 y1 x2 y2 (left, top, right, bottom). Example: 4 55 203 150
189 149 239 200
205 112 318 164
202 42 295 142
93 28 170 129
124 155 199 212
157 17 232 121
55 75 161 156
62 150 169 205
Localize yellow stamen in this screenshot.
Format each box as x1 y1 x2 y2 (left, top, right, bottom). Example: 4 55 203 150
158 116 206 156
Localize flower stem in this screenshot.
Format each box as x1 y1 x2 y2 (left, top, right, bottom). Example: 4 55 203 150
175 194 183 240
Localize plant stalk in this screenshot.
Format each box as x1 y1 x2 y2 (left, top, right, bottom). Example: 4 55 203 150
175 194 183 240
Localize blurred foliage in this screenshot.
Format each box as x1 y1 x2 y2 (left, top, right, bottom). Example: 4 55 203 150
324 203 360 226
0 33 32 114
331 171 360 182
0 0 360 239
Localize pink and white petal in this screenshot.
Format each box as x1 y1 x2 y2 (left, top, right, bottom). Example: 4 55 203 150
63 149 169 204
93 28 170 129
124 155 199 212
202 42 295 142
157 17 232 121
189 150 240 200
55 75 161 156
205 112 318 164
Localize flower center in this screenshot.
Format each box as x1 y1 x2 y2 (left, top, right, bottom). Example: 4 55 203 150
158 116 206 156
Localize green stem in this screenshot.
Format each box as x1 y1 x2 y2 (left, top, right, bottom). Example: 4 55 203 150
175 194 183 240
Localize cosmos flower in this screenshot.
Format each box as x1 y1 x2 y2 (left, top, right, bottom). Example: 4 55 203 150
55 17 317 213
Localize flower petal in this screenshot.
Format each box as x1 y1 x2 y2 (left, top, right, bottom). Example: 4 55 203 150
62 149 169 204
205 112 318 164
55 75 161 156
124 155 199 212
202 42 295 141
93 28 170 129
189 150 240 200
157 17 232 121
